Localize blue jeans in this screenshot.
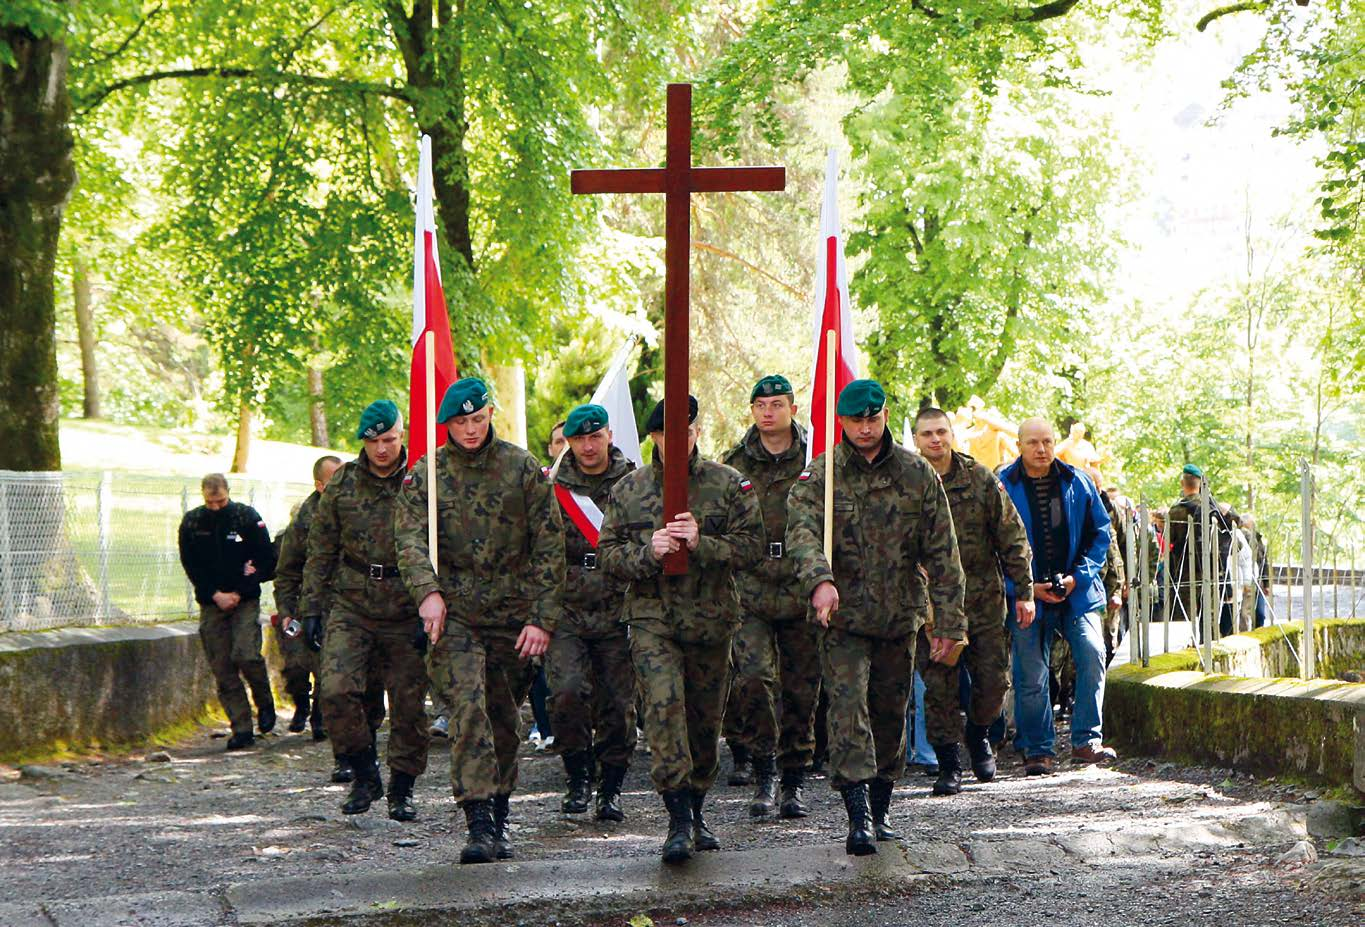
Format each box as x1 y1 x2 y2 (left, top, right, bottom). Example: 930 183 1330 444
1253 588 1269 628
904 670 937 765
1010 606 1107 757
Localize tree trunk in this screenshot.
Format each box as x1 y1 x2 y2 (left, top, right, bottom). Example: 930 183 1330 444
0 22 76 471
72 253 101 419
307 364 328 447
486 360 528 449
231 402 252 473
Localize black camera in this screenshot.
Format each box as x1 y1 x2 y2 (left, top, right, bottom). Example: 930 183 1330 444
1048 574 1068 598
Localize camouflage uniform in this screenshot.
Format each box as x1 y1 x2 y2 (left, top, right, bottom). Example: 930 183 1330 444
914 451 1032 745
277 493 386 734
720 424 821 773
301 450 429 777
1166 492 1239 632
546 446 637 768
1097 491 1126 658
597 448 765 794
394 428 565 802
786 433 966 790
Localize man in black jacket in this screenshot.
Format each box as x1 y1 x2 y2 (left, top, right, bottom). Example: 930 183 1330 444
178 473 278 749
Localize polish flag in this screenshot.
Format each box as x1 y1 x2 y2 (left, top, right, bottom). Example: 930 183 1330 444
806 149 860 462
407 134 459 469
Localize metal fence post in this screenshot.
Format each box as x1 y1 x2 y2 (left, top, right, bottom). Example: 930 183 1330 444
1199 481 1213 669
1136 502 1150 666
1301 460 1314 680
0 479 12 630
96 472 113 621
1161 537 1171 655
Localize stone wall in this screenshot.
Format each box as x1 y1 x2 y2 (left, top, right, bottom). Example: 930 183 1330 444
1207 619 1365 680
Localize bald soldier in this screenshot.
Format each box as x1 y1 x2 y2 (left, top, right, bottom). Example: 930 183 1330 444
911 408 1034 795
598 395 765 864
301 401 430 821
546 403 638 821
786 380 966 856
394 377 565 865
720 374 820 819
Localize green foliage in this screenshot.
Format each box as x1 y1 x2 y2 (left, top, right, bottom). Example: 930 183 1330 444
0 0 71 65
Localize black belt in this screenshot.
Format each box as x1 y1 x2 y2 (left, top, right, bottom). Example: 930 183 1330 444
342 553 401 580
767 542 784 559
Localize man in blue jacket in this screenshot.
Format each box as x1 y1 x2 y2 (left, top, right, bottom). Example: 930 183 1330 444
999 418 1115 775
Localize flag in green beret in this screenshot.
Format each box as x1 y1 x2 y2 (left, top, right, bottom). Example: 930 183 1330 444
564 403 609 438
356 400 400 440
1182 463 1205 479
750 374 794 403
436 377 491 423
835 379 886 417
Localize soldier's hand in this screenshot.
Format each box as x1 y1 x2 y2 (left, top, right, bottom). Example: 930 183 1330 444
242 559 257 577
1015 598 1037 629
651 528 680 561
212 590 238 611
303 616 324 652
666 512 700 551
811 581 839 627
928 635 960 664
516 624 551 659
420 592 447 644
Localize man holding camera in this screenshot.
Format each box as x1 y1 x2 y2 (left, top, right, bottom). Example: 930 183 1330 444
998 418 1115 775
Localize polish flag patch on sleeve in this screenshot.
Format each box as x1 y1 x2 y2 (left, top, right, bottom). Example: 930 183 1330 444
403 472 417 488
738 478 753 493
798 470 812 482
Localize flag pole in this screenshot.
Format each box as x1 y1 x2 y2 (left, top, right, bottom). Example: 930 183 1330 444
823 329 836 564
425 330 438 571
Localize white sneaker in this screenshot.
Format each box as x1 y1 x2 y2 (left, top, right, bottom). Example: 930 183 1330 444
527 726 542 747
537 735 554 752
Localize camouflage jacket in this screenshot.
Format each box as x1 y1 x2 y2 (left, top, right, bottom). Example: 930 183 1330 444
786 432 967 641
721 424 807 622
300 450 416 623
936 451 1033 632
273 491 321 618
1098 491 1126 601
554 446 634 637
394 429 565 633
1166 493 1238 595
598 447 765 645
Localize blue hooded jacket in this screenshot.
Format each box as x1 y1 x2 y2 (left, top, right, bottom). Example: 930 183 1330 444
998 456 1111 620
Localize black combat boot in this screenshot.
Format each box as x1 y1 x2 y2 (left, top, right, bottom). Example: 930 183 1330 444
387 770 417 822
661 789 694 864
931 742 963 796
459 799 497 864
310 698 326 741
748 755 778 818
560 750 592 814
331 753 354 783
691 789 720 852
727 742 753 786
340 748 384 814
839 782 877 856
964 721 996 782
257 703 276 735
868 778 900 842
288 691 310 733
493 793 514 859
596 763 627 822
778 767 809 819
226 731 254 751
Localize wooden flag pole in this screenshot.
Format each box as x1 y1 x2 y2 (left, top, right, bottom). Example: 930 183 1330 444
425 330 438 571
823 330 837 564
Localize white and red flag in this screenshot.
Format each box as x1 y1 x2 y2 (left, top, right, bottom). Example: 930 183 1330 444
806 149 860 463
407 134 459 468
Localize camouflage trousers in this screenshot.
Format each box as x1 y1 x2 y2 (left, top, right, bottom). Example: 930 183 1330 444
545 627 637 768
428 624 534 803
821 628 913 790
631 627 731 794
275 625 318 704
723 616 822 771
319 607 430 777
915 613 1009 746
198 600 273 736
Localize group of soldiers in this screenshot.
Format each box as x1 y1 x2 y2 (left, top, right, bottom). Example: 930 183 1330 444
181 371 1080 864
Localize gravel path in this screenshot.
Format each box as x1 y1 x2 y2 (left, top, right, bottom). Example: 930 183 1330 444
1 712 1360 924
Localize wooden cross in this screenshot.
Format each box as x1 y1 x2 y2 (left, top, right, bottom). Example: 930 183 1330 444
572 83 786 574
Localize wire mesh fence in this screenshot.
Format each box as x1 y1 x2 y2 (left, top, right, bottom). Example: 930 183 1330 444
0 470 312 632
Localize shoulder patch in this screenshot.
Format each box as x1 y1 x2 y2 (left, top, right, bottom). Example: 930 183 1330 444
798 470 811 482
738 478 753 493
403 472 416 487
256 520 266 528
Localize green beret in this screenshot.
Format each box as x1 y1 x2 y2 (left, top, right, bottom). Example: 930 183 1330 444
436 377 491 423
750 374 794 403
356 400 400 440
1182 463 1205 479
564 403 609 438
836 379 886 417
645 395 697 433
